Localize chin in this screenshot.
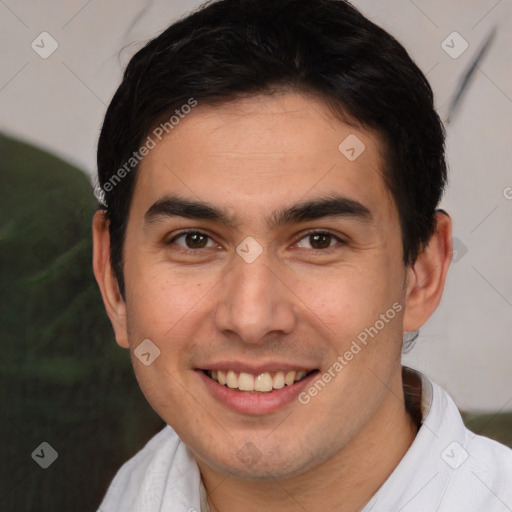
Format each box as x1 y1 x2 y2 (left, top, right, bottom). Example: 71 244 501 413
194 437 329 481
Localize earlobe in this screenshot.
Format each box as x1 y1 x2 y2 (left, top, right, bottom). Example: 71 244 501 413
92 210 130 349
403 211 452 332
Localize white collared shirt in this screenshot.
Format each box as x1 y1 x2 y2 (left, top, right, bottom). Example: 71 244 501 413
97 369 512 512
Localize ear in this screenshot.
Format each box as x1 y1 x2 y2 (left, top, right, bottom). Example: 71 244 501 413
403 211 452 331
92 210 129 348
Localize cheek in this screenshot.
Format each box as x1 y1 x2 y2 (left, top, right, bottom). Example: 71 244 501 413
293 260 400 333
124 250 216 338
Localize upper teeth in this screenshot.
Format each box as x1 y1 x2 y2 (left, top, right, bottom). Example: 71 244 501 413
209 370 309 392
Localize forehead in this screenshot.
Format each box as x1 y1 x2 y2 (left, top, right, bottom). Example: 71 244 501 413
131 92 397 230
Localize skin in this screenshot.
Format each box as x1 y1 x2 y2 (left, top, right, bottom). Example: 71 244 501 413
93 92 452 512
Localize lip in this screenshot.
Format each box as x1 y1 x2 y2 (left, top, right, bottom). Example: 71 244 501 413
197 361 316 375
197 368 320 415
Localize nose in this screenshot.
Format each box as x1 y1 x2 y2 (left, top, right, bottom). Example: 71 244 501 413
213 251 297 345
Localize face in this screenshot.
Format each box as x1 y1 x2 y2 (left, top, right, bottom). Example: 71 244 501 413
109 92 412 478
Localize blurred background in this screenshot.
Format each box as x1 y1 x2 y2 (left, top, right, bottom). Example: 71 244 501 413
1 0 511 510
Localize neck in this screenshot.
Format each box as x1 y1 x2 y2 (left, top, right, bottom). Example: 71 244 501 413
200 367 419 512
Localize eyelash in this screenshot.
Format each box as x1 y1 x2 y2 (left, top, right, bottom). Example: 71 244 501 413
166 229 346 255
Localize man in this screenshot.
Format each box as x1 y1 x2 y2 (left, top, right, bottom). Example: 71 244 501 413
92 0 512 510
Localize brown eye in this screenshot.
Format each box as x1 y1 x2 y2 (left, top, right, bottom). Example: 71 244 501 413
296 232 341 250
310 233 332 249
184 232 208 248
169 231 215 250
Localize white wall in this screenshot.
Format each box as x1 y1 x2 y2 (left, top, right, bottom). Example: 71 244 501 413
1 0 510 410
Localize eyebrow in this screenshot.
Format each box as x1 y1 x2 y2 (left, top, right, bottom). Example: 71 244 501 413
144 194 373 229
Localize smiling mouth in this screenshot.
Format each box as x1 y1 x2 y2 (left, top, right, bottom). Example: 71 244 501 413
202 369 318 393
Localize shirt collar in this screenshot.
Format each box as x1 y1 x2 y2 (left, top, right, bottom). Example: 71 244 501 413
362 367 467 511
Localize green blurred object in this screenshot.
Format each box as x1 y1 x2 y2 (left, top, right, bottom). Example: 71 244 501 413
461 411 512 449
0 133 164 512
